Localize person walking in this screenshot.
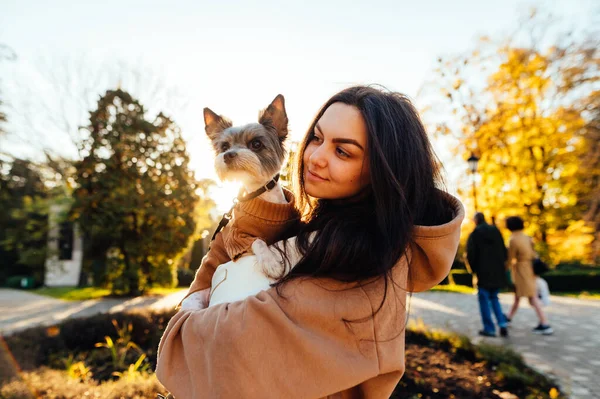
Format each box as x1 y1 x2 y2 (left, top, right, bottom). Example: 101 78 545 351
505 216 553 335
467 212 509 337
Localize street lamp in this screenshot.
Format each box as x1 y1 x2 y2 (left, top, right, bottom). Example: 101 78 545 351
467 153 479 212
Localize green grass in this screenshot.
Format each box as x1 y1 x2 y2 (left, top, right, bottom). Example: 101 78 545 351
145 287 185 296
551 290 600 300
32 287 112 301
31 286 184 301
430 284 476 294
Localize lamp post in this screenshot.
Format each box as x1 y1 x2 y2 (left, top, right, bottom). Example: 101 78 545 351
467 153 480 212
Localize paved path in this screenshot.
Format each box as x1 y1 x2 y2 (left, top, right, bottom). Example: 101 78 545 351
0 288 186 336
410 291 600 399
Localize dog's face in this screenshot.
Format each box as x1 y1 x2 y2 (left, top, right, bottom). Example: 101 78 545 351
204 95 288 187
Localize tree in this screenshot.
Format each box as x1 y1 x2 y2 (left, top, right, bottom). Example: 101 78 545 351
422 10 598 263
579 88 600 262
72 89 199 295
0 158 49 285
2 53 188 176
280 141 299 188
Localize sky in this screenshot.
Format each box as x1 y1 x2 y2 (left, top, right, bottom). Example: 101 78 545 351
0 0 596 210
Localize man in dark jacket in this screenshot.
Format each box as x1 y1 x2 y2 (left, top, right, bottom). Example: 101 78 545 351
467 213 509 337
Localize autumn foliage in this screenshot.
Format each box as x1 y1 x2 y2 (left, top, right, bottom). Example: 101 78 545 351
423 10 599 264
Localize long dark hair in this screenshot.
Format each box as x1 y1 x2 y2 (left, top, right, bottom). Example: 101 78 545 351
276 86 451 293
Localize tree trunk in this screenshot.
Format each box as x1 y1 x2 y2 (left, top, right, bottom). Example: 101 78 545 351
121 245 140 296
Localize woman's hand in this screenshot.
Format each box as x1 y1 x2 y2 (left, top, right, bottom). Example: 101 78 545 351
180 287 210 311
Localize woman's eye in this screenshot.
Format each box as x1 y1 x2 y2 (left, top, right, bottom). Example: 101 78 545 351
250 139 263 150
310 135 322 143
220 142 230 152
336 147 349 158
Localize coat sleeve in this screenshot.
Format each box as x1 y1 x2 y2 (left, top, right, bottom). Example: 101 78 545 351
181 231 231 302
408 193 464 292
466 233 479 275
498 229 508 263
156 282 380 399
507 237 518 268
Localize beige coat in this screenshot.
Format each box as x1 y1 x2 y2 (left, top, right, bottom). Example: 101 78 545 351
155 194 464 399
507 231 537 298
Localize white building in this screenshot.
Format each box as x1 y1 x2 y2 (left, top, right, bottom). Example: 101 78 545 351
44 204 83 287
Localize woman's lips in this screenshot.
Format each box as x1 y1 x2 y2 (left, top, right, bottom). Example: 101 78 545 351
306 169 328 182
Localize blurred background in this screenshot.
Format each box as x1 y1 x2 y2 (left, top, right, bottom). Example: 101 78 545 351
1 0 598 296
0 1 599 397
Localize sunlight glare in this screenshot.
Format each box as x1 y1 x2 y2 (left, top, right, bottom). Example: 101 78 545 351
210 180 243 214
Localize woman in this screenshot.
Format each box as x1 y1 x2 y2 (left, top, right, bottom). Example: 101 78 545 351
156 86 464 398
505 216 553 335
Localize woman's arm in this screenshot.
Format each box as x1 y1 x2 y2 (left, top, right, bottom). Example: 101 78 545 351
180 230 231 303
406 194 464 293
507 237 518 268
156 281 379 399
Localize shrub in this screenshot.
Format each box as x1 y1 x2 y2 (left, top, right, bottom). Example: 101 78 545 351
4 275 38 289
176 268 195 287
543 271 600 292
451 259 468 270
449 270 473 287
554 261 599 271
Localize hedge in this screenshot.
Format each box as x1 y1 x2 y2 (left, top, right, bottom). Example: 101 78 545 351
438 270 472 287
440 269 599 292
543 271 600 292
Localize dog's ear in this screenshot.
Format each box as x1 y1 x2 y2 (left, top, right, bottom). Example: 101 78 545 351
259 94 288 141
204 108 232 140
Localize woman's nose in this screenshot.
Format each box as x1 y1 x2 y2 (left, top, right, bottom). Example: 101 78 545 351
308 146 327 168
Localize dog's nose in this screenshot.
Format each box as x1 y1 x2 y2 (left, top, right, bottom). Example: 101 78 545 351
224 151 237 163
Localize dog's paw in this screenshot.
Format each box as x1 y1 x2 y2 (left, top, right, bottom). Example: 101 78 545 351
252 239 284 279
180 289 209 311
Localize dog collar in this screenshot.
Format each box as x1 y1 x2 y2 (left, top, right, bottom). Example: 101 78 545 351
209 174 281 243
237 174 280 202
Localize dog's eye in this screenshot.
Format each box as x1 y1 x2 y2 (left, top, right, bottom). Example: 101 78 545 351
220 142 230 152
250 139 263 150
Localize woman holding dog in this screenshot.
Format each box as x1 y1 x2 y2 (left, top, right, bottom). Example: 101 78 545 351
156 86 464 398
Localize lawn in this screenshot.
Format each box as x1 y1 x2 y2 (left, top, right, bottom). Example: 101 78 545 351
431 284 600 300
31 287 184 301
551 290 600 300
430 284 476 294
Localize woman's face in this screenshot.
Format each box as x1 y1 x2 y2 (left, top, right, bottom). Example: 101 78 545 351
303 102 370 199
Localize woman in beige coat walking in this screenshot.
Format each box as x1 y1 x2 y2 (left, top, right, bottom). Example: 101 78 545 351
505 216 553 335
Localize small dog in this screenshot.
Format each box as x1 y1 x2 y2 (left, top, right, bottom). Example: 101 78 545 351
204 94 289 205
201 94 294 306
